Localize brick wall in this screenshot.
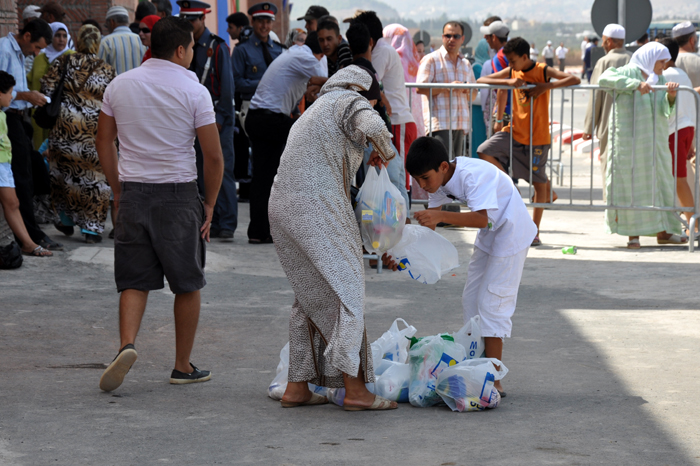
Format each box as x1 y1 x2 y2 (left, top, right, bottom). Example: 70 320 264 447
0 0 17 36
16 0 138 38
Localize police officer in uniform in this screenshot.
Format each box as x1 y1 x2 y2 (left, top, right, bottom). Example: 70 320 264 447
231 2 283 203
178 0 237 239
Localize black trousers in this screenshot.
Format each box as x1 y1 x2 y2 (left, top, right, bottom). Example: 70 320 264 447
245 109 294 241
6 112 46 244
233 116 251 199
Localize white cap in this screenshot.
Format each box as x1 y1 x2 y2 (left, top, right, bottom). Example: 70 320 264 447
105 6 129 20
480 21 509 39
547 40 552 45
672 21 695 39
22 5 41 19
602 23 625 40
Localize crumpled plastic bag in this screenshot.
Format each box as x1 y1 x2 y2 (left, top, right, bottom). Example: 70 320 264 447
436 358 508 412
268 342 328 400
452 315 485 360
408 334 467 407
374 360 410 402
386 225 459 284
371 318 417 366
355 166 407 254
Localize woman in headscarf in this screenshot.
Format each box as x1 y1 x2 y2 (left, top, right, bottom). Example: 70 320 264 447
598 42 686 248
139 15 160 63
285 28 307 49
269 66 398 411
27 22 75 150
41 25 116 243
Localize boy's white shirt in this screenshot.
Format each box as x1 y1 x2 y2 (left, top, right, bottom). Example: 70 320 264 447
428 157 537 257
663 66 696 133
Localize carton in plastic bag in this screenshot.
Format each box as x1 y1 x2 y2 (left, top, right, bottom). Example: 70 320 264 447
436 358 508 412
386 225 459 284
408 334 467 407
355 166 407 254
374 361 410 403
452 316 486 360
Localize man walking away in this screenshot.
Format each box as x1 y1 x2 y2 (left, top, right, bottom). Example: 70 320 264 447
0 18 63 251
556 42 568 71
178 0 236 240
673 22 700 89
583 24 631 198
542 40 554 67
96 16 224 392
99 6 146 75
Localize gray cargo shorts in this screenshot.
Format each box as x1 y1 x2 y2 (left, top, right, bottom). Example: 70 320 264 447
114 181 206 294
477 131 550 184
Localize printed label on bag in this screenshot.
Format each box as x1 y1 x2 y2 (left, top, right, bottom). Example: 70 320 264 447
362 210 373 223
429 353 460 378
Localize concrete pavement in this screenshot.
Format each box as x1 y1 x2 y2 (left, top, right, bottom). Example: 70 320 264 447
1 200 699 465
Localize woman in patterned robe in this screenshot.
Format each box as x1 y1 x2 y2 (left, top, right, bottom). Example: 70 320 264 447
41 25 115 242
269 66 398 410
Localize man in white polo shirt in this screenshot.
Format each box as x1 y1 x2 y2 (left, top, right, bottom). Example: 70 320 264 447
96 16 224 392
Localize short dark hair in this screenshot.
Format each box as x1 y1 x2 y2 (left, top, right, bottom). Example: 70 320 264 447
352 11 383 44
406 137 449 176
415 40 424 46
503 37 530 58
82 19 102 34
0 70 16 94
135 1 157 21
151 16 194 59
483 16 501 26
305 31 322 55
20 18 52 44
655 32 667 41
675 31 695 48
661 37 679 62
346 22 371 56
637 32 649 43
317 15 338 25
443 21 464 35
226 12 249 27
151 0 172 16
318 20 340 35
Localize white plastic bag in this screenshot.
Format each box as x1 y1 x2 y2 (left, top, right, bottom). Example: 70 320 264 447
408 334 467 407
374 361 410 403
370 318 417 367
436 358 508 412
386 225 459 284
327 383 375 407
268 342 329 400
453 316 485 360
355 166 407 254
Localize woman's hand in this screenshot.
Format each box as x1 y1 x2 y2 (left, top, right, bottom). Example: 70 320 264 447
381 252 400 271
368 150 387 168
637 82 653 95
666 81 679 97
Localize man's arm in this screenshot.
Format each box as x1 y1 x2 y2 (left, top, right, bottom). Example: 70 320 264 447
96 111 120 206
196 123 224 241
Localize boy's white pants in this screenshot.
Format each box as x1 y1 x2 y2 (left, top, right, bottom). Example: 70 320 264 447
462 246 529 338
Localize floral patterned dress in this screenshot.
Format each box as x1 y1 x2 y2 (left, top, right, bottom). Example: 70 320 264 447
41 53 115 233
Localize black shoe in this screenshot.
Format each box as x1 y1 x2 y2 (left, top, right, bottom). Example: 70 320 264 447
54 222 74 236
108 229 115 239
85 233 103 244
99 344 137 392
170 363 211 385
218 229 234 240
248 236 273 244
209 228 221 238
39 237 64 251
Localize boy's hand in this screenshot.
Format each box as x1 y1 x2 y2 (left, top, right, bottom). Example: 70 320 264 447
413 210 443 229
381 252 400 271
523 82 550 99
506 77 527 88
666 81 679 97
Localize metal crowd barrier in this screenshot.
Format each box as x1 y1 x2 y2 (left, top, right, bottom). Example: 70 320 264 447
405 82 700 252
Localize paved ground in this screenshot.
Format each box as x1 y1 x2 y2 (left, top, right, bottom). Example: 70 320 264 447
1 186 698 466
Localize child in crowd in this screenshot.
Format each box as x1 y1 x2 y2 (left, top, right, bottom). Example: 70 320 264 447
384 136 536 396
0 71 52 256
476 37 580 246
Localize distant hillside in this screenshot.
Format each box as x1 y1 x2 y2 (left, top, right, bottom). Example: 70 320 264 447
289 0 400 29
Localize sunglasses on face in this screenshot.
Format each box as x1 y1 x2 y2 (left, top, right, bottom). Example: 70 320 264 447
139 27 150 34
443 34 462 40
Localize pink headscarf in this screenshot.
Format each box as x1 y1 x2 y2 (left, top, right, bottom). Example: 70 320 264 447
382 23 425 136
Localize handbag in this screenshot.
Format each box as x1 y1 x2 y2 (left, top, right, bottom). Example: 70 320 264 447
0 242 23 269
34 57 69 129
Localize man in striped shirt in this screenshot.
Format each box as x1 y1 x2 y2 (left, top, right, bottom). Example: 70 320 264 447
98 6 146 75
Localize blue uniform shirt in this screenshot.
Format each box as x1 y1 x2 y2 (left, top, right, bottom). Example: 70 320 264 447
232 34 283 100
191 28 234 126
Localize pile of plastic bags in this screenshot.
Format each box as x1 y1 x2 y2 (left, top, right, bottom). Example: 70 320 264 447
268 316 507 412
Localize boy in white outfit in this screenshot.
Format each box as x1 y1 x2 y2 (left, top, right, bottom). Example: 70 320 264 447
384 137 536 396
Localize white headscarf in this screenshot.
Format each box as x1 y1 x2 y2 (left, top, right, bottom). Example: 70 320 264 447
629 42 671 85
44 22 71 63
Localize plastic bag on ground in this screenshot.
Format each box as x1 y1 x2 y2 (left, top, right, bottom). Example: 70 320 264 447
370 318 417 368
374 361 410 403
436 358 508 412
452 315 485 360
355 166 407 254
408 334 467 407
268 342 329 400
327 383 375 407
386 225 459 284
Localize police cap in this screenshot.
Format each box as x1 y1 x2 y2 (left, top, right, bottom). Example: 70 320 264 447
177 0 212 19
248 2 277 20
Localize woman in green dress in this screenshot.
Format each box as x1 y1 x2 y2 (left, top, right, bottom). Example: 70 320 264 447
598 42 687 249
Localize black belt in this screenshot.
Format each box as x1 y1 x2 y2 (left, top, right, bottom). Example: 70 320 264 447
248 108 283 116
5 108 26 116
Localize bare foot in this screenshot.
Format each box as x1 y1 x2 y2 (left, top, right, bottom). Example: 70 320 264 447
281 381 313 404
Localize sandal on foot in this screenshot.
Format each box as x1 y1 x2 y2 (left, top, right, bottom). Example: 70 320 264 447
22 246 53 257
531 235 542 247
39 238 63 251
344 396 397 411
657 234 688 245
99 344 137 392
627 239 641 249
498 389 507 398
280 392 329 408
